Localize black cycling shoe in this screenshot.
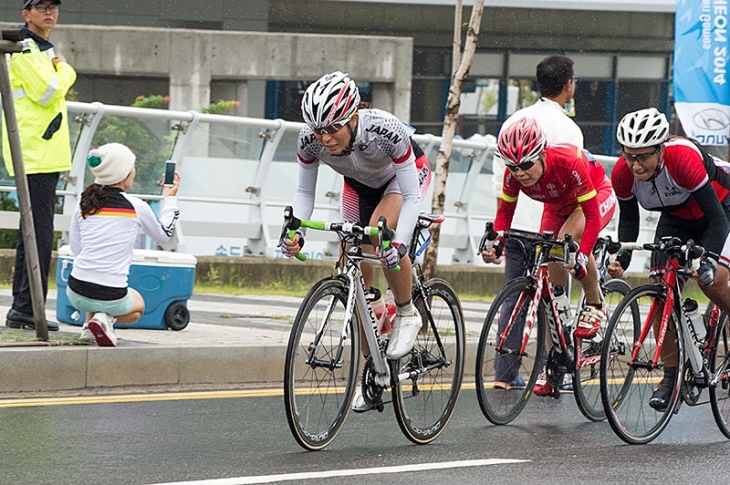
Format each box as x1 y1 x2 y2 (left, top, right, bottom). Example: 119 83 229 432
6 309 59 331
649 367 678 412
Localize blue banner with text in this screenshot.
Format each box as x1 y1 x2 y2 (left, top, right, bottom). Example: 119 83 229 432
673 0 730 146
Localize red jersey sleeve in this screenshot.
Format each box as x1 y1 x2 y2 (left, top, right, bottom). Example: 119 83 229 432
493 170 521 232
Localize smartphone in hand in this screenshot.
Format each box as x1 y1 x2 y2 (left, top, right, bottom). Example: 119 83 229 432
164 161 176 187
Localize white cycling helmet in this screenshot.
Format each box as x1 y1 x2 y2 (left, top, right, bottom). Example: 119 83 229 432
616 108 670 148
301 71 360 129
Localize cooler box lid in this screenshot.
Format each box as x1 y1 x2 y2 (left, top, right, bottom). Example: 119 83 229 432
58 245 197 267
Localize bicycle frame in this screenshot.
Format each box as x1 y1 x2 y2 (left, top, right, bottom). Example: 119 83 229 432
292 212 449 390
343 254 392 386
493 231 623 378
497 238 570 362
629 241 709 381
283 207 465 450
303 241 392 387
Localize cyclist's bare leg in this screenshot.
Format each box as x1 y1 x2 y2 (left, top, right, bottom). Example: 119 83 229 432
359 193 414 355
700 265 730 315
543 210 602 351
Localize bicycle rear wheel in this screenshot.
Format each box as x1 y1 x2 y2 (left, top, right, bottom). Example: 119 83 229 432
475 276 545 425
392 278 465 444
709 310 730 439
284 277 360 451
574 278 633 422
600 285 683 444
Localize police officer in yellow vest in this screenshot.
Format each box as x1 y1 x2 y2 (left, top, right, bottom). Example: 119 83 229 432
1 0 76 330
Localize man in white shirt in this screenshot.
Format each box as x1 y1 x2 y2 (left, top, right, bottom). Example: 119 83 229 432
491 54 584 389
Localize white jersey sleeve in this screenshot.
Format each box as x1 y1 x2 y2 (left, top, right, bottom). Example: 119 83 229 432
133 194 180 244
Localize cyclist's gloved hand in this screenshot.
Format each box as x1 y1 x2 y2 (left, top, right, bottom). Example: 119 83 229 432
616 249 632 271
280 230 305 257
698 256 718 285
492 237 505 259
572 251 589 280
383 242 406 269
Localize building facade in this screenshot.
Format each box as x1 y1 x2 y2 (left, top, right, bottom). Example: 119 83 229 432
0 0 678 156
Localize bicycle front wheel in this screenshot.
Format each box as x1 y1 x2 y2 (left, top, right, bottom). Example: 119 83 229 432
475 276 545 425
600 285 683 444
709 310 730 439
284 277 360 451
573 278 633 422
392 278 465 444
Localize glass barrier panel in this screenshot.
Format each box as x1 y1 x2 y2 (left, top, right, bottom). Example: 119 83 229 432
88 113 175 195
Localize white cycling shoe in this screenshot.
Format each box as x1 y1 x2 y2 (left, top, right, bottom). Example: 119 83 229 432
386 311 422 360
351 387 373 413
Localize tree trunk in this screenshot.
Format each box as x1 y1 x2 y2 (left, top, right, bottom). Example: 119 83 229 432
422 0 485 280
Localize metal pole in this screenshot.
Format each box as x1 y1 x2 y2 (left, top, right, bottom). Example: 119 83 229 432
0 37 49 340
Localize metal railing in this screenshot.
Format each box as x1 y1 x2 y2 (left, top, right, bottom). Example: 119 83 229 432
0 100 653 267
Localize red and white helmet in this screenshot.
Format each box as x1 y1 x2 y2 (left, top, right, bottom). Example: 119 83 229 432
301 71 360 129
616 108 670 148
497 117 547 166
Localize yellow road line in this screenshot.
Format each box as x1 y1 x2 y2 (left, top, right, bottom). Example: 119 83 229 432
1 382 479 408
0 389 285 408
4 378 663 409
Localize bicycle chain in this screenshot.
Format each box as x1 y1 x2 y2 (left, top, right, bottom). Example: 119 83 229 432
361 356 385 412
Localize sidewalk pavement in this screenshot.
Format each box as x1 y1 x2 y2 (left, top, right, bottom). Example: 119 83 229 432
0 289 491 395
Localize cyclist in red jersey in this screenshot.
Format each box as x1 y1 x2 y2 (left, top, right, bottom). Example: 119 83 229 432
607 107 730 411
482 116 616 396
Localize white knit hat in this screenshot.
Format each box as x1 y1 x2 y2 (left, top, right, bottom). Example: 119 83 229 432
87 143 136 186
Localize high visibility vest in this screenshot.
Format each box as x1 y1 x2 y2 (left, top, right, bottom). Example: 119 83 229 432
1 37 77 176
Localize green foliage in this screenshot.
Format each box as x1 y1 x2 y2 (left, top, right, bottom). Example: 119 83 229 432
516 79 540 110
91 94 173 194
133 95 169 109
201 100 241 115
0 194 19 248
203 265 221 285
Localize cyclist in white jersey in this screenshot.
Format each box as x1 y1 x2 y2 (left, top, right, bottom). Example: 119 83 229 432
281 72 432 411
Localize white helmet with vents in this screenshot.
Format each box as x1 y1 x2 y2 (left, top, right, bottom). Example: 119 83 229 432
617 108 670 148
301 71 360 129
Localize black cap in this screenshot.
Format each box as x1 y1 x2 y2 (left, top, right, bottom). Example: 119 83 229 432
23 0 62 9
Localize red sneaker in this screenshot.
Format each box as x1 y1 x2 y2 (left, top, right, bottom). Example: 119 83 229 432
533 374 553 396
575 305 606 339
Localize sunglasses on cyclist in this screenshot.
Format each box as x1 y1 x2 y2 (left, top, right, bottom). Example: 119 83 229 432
506 158 538 172
622 146 660 164
310 120 349 136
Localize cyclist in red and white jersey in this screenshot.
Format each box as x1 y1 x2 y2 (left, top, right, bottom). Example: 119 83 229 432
482 116 616 396
281 72 432 411
607 107 730 411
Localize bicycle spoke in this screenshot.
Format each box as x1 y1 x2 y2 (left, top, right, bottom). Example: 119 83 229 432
710 311 730 439
476 277 544 425
392 279 465 444
284 279 359 451
574 278 632 421
601 286 681 444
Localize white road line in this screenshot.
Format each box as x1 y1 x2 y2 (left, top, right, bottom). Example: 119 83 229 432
151 459 530 485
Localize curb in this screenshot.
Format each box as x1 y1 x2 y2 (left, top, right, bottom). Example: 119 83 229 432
0 342 482 394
